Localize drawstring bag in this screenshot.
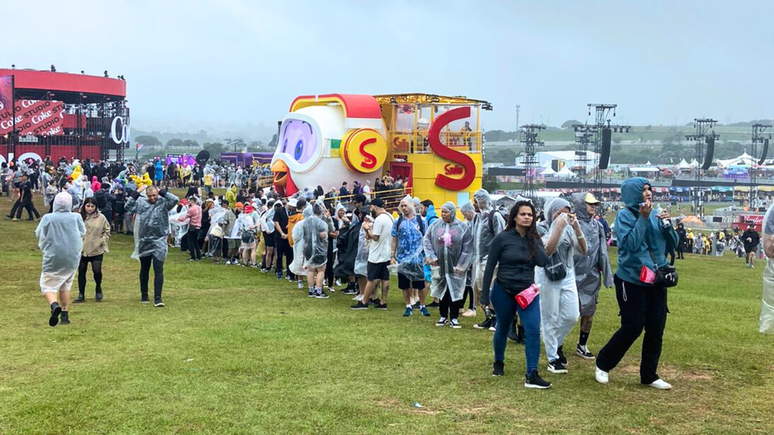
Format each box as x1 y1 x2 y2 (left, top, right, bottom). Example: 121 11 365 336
545 252 567 281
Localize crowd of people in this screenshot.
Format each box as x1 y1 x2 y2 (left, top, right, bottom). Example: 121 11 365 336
24 158 774 390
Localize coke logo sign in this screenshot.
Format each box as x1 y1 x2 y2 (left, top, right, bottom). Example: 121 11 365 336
111 116 130 145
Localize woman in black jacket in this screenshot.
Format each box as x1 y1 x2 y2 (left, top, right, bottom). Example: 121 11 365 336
481 200 550 389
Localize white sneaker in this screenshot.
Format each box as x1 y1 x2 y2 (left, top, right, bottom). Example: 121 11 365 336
595 367 609 384
297 281 304 289
461 308 477 318
225 260 231 265
354 294 363 301
648 379 672 390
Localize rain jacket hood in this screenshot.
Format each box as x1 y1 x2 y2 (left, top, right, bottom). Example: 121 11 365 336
571 193 613 315
570 193 593 223
473 189 493 211
36 193 87 291
621 177 650 210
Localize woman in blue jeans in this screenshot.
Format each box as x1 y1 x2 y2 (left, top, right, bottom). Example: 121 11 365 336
481 200 551 389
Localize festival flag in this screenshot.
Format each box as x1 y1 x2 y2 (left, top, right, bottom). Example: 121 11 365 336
136 142 144 152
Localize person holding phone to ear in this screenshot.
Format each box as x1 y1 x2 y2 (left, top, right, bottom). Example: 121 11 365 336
596 177 678 390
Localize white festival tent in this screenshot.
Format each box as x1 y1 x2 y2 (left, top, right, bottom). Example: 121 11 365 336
540 167 557 176
556 166 576 178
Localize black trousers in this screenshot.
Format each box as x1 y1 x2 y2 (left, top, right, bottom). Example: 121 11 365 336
14 200 40 219
439 291 464 320
186 227 202 259
78 254 104 294
274 237 294 278
676 243 684 259
139 255 165 302
597 275 668 384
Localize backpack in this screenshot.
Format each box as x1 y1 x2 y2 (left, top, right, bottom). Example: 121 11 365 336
487 209 506 235
396 215 425 237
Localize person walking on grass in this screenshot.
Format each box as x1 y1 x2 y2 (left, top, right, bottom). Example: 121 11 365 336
742 223 760 268
570 192 613 360
126 185 179 307
481 200 551 388
595 177 678 390
422 202 474 328
471 189 506 331
536 197 587 375
179 196 203 261
36 192 86 326
75 197 111 303
351 198 394 310
303 202 333 299
9 174 41 221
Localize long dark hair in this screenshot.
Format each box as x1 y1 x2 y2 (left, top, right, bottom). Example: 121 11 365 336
80 197 99 221
506 200 541 259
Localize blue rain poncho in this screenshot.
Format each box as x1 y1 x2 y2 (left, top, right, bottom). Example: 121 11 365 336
391 196 427 282
422 202 474 301
125 189 180 260
35 192 86 293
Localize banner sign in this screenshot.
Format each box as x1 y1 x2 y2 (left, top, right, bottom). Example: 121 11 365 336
0 75 12 133
0 98 65 136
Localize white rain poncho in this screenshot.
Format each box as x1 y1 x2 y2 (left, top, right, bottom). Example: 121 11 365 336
303 203 330 268
392 196 427 281
355 214 373 277
536 197 583 361
761 205 774 333
35 193 86 293
169 205 189 248
126 190 180 260
422 202 474 301
473 189 505 289
289 208 313 276
570 193 613 316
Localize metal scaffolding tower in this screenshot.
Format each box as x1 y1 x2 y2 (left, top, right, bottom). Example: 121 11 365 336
520 124 545 199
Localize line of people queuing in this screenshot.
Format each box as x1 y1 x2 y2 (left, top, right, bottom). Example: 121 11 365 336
33 171 686 391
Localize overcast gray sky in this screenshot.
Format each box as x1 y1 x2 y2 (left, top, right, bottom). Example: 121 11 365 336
5 0 773 137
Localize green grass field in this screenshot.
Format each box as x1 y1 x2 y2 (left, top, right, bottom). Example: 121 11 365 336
1 193 773 434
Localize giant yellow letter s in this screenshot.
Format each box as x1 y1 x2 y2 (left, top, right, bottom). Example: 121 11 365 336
428 107 476 191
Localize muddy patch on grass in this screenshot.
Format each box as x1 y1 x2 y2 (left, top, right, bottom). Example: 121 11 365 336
618 364 715 381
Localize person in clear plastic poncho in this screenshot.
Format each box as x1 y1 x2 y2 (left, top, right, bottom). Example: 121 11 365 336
303 202 334 298
36 192 86 326
761 205 774 333
391 195 429 317
459 201 478 316
570 192 613 358
423 201 474 328
472 189 506 327
289 206 313 283
536 197 587 373
125 185 179 306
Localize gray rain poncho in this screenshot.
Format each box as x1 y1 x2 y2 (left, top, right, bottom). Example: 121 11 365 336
169 205 189 248
536 197 582 288
35 192 86 293
570 193 614 316
423 202 474 302
289 207 313 276
303 203 331 268
761 205 774 333
126 189 180 260
355 214 373 277
473 189 505 289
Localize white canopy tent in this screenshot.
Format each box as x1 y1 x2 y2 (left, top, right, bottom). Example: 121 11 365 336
540 167 557 176
556 166 576 178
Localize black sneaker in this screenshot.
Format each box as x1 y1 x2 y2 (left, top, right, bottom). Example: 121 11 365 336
474 317 493 330
374 303 388 310
60 311 70 325
371 298 381 307
141 294 150 304
576 343 595 360
49 302 61 327
492 361 504 377
74 293 85 303
154 300 165 308
315 291 329 299
488 316 498 332
524 371 552 389
411 302 421 310
427 301 440 308
557 345 568 365
350 301 369 310
547 359 568 374
342 287 357 295
95 291 103 302
308 289 316 298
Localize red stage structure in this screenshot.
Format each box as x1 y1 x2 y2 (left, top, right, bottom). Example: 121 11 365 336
0 68 129 163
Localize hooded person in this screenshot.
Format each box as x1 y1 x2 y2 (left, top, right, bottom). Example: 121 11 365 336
570 192 614 359
459 201 478 317
596 177 678 390
761 204 774 333
334 206 365 290
303 202 333 298
471 189 507 327
422 201 474 328
391 195 429 317
125 185 179 307
536 197 587 374
35 192 86 326
289 205 313 287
